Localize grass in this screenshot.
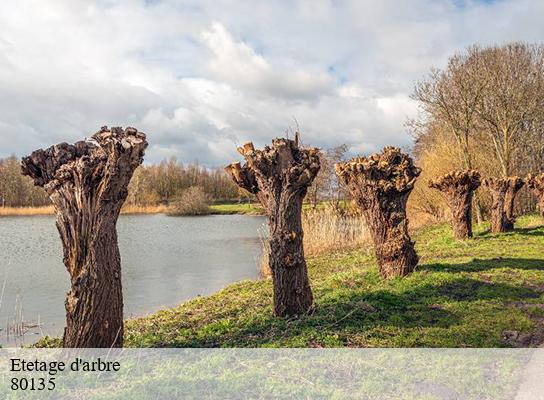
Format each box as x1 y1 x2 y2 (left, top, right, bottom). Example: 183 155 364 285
0 205 54 216
0 204 167 216
34 214 544 348
209 203 265 215
119 214 544 348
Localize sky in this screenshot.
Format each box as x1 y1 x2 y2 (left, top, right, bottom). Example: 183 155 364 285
0 0 543 167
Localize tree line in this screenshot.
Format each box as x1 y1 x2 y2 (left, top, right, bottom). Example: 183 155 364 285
1 147 348 208
409 42 544 220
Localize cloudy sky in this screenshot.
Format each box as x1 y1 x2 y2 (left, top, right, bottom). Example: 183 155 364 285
0 0 543 166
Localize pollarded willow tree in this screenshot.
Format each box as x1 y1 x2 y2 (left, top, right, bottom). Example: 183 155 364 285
225 138 320 316
21 127 147 347
429 170 481 239
336 147 420 278
483 177 524 233
526 173 544 219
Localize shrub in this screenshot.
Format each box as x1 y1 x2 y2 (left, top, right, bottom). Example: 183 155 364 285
167 186 211 216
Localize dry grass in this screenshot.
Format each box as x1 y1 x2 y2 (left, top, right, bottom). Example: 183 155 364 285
0 204 168 216
259 203 369 277
303 204 369 256
121 204 168 214
0 206 54 216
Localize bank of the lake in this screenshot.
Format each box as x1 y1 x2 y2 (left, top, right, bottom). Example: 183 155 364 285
1 214 266 347
118 214 544 348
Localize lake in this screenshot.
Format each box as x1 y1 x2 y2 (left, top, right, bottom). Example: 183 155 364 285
0 214 266 347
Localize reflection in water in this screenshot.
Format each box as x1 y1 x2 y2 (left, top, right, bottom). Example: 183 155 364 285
0 214 265 346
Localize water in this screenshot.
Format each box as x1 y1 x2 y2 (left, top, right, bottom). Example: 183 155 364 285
0 214 266 347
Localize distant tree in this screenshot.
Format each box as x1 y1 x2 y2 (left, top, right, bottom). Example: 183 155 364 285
429 170 481 239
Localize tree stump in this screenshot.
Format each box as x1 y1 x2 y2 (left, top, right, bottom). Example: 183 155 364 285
21 127 147 347
483 177 524 233
336 147 420 278
429 170 481 239
526 173 544 219
225 138 320 317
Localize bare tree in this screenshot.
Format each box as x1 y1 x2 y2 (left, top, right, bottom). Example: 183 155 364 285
336 147 420 278
477 43 544 178
225 138 320 316
412 47 487 223
412 47 487 171
307 144 349 208
21 127 147 347
429 170 481 239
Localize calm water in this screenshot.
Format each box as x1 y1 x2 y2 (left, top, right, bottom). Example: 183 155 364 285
0 214 266 346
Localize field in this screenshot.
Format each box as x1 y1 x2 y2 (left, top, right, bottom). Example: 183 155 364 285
111 215 544 347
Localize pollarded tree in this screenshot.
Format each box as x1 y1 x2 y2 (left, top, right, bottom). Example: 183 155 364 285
483 177 524 233
526 173 544 219
429 170 481 239
336 147 420 278
225 138 320 316
21 127 147 347
504 177 525 229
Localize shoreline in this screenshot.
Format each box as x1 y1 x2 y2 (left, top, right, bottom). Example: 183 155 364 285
0 204 265 217
30 214 544 348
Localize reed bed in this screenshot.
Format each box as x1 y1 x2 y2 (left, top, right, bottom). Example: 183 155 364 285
259 204 369 277
0 206 54 216
0 204 168 216
121 204 168 214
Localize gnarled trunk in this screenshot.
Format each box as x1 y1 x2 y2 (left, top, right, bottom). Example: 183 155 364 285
21 127 147 347
225 138 320 317
336 147 420 278
483 177 524 233
504 177 525 230
527 173 544 219
429 170 481 239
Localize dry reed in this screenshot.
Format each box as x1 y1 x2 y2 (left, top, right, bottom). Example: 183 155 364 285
259 203 369 277
0 204 168 216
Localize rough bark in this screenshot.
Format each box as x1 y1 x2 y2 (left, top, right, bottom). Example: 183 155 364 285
225 138 320 317
336 147 420 278
21 127 147 347
483 177 524 233
526 173 544 219
429 170 481 239
504 177 525 230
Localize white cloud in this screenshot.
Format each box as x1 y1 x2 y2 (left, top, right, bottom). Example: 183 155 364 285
201 21 333 100
0 0 543 166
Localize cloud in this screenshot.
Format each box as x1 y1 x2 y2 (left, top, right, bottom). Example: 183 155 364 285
201 21 333 100
0 0 543 166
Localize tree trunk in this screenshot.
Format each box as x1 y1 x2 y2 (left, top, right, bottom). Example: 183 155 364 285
483 177 524 233
527 173 544 219
474 194 484 225
225 138 320 316
429 170 481 239
21 126 147 347
336 147 420 278
504 177 525 230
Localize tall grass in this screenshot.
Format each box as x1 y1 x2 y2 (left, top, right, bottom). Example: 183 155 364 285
121 204 168 214
0 206 54 216
0 204 168 216
259 203 369 277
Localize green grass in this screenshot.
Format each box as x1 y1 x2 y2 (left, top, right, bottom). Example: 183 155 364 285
209 200 348 215
209 203 265 215
37 215 544 348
